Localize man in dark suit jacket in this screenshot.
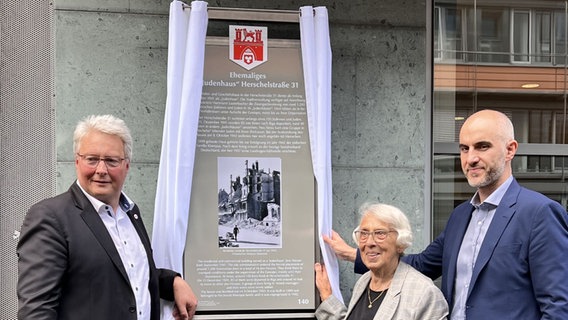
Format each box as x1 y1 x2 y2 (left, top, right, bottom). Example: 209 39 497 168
17 115 198 320
324 110 568 319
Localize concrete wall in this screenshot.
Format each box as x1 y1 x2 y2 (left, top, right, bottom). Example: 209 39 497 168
2 0 427 316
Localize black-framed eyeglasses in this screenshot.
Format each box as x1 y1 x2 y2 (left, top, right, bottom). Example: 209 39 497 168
77 153 126 168
354 229 396 242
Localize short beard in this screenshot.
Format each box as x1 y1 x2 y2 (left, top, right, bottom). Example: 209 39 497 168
467 162 505 189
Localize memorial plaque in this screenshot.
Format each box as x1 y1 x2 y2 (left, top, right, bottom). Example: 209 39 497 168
185 34 315 315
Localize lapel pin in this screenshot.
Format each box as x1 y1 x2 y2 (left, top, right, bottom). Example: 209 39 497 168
134 214 139 220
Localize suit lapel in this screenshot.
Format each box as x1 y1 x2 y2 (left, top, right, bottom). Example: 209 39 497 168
445 203 474 303
126 207 154 269
347 264 407 319
375 262 405 319
469 181 519 294
345 272 369 317
70 184 131 284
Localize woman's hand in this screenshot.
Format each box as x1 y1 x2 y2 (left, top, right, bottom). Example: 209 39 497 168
314 262 332 301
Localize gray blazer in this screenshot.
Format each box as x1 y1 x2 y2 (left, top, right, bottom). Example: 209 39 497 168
17 182 178 320
315 261 448 320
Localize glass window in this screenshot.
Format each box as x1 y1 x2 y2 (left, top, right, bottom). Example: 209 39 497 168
435 7 441 60
478 8 510 63
513 10 530 62
554 12 567 65
534 11 552 63
444 8 464 60
435 6 465 61
432 1 568 240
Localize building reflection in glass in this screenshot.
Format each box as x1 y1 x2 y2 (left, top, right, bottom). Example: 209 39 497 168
432 0 568 237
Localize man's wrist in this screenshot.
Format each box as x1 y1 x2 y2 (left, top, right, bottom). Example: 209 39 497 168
346 248 357 262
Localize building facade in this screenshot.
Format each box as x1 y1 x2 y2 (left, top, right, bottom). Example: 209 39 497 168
5 0 566 318
433 0 568 236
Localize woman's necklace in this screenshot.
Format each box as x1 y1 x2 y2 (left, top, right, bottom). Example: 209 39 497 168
367 285 386 309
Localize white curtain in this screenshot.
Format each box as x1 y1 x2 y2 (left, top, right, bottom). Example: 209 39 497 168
300 6 343 303
151 1 208 319
153 2 341 316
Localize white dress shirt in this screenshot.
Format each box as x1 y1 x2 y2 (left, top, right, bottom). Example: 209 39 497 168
77 182 151 320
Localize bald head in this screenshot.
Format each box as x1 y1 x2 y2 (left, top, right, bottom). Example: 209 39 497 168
461 110 514 144
458 109 518 199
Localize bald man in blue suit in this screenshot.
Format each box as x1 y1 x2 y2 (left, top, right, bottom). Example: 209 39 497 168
326 110 568 319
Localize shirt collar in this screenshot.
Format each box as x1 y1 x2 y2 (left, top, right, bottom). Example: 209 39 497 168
75 180 134 213
470 175 513 209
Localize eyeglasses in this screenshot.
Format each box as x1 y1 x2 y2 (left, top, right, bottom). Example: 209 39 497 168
354 229 396 242
77 154 126 168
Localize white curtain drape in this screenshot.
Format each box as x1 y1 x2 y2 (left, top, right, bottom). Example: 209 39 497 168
153 3 340 316
300 6 343 303
151 1 208 319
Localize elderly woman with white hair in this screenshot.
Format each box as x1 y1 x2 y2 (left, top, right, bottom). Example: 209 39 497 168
315 202 448 320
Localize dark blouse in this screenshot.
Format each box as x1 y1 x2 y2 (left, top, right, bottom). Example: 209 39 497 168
346 283 388 320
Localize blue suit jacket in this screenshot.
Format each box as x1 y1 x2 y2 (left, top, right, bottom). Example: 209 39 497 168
403 179 568 319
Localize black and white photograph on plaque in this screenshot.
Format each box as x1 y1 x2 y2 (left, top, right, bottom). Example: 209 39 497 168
217 157 282 249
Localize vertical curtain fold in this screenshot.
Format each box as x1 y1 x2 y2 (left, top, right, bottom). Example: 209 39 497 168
300 6 343 303
152 1 208 318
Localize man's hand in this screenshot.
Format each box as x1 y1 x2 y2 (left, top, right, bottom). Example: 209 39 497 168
172 276 198 320
314 263 332 301
323 230 357 262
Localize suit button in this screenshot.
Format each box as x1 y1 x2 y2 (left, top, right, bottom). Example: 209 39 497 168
129 306 136 313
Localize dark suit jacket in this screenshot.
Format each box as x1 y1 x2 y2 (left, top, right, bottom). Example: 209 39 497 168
17 182 178 320
402 178 568 319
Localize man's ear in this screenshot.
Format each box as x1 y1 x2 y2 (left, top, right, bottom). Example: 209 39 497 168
506 139 518 160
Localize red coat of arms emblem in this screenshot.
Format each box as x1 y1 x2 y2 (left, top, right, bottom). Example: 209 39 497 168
229 25 268 70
